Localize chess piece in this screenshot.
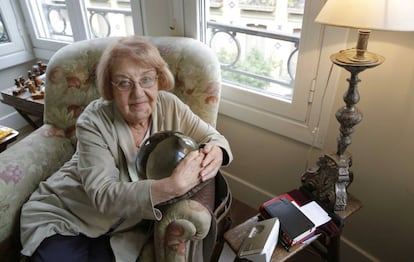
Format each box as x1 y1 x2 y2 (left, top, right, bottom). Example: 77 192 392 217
14 79 22 88
19 76 25 87
37 61 47 75
27 80 36 93
34 76 43 88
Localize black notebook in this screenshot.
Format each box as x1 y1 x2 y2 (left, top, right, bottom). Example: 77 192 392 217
262 197 315 246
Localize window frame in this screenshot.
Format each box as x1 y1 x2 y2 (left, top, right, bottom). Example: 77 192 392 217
19 0 145 60
0 0 34 70
189 0 348 147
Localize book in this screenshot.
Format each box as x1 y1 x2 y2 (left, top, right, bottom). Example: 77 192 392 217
297 200 331 228
260 197 316 247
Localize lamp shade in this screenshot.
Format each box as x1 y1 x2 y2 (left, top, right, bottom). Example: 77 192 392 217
315 0 414 31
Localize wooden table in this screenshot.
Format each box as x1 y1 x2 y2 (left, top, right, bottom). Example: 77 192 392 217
224 193 362 262
1 87 44 128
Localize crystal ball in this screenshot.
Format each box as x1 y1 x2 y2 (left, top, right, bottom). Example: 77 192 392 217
136 131 199 180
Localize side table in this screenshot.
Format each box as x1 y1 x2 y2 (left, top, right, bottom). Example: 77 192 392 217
1 87 44 128
224 193 362 262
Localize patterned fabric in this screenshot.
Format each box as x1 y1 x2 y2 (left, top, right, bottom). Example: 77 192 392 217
154 200 212 262
0 36 222 262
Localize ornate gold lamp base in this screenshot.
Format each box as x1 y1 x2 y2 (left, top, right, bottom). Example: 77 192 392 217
301 46 384 211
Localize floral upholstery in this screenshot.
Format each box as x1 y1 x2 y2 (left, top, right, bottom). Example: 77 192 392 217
0 36 230 262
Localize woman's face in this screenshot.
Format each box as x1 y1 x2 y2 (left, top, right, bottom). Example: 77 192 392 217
111 58 159 126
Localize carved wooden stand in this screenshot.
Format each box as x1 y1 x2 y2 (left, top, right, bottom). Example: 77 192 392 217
302 47 383 211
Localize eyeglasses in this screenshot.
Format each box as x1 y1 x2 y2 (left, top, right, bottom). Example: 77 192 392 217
111 75 158 91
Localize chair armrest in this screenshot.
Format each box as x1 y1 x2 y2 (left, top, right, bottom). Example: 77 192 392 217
154 199 212 262
0 125 74 258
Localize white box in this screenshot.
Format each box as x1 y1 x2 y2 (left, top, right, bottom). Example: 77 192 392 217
238 217 280 262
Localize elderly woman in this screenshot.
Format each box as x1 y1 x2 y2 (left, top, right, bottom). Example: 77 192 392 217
20 36 232 262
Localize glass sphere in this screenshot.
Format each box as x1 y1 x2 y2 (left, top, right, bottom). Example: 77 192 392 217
136 131 199 180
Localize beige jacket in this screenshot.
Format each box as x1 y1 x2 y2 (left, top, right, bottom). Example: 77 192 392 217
20 91 232 261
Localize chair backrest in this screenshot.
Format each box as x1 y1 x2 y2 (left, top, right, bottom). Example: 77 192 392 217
44 36 222 143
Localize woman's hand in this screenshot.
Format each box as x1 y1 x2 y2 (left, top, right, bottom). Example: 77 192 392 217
170 150 205 192
199 144 223 182
150 145 223 205
151 150 205 205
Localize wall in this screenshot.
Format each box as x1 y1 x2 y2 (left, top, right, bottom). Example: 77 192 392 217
218 30 414 261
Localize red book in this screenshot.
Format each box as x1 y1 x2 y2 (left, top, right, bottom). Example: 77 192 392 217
259 192 317 248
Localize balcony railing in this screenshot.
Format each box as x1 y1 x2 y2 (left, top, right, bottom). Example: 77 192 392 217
43 3 70 37
42 2 131 39
87 6 131 38
207 20 299 93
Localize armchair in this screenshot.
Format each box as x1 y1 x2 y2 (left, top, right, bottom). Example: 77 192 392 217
0 36 231 261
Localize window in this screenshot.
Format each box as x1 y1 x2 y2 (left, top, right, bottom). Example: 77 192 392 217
19 0 143 59
19 0 346 147
0 0 34 69
208 0 303 101
198 0 345 147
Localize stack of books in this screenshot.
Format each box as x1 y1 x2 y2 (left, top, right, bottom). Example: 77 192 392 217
259 193 331 250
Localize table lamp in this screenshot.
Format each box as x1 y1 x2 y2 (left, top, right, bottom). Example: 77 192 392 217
301 0 414 211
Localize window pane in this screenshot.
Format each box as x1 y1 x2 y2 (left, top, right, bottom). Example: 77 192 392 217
25 0 134 42
26 0 74 42
207 0 305 102
0 13 10 44
85 0 134 38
